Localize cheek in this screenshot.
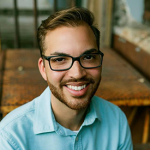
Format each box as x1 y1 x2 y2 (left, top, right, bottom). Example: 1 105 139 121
88 68 102 79
46 70 66 84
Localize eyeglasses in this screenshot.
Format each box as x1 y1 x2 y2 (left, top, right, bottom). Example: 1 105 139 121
42 51 104 71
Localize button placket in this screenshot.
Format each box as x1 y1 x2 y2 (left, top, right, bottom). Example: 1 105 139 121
76 136 78 142
74 134 83 150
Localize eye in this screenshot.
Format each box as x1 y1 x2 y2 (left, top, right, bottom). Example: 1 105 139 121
84 54 94 60
51 57 65 62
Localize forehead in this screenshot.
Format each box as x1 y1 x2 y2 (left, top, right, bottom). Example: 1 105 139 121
44 25 97 56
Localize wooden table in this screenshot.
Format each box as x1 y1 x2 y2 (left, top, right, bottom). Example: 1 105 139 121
0 49 47 116
0 48 150 143
1 48 150 112
97 48 150 106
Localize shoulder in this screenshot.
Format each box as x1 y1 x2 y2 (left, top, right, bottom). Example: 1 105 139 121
92 96 122 112
0 98 38 149
0 98 36 132
92 96 126 121
0 87 50 133
92 96 133 149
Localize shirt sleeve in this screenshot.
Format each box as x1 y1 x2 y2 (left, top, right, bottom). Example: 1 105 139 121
118 111 133 150
0 130 19 150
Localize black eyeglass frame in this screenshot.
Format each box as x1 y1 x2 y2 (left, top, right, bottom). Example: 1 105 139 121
42 51 104 71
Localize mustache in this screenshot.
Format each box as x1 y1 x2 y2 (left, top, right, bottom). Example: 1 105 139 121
60 77 95 86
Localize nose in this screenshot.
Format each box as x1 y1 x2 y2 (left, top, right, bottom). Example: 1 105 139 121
67 61 87 79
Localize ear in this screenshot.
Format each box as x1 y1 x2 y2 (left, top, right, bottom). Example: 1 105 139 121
38 57 47 81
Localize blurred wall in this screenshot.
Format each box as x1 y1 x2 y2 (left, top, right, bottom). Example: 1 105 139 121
126 0 144 23
83 0 113 48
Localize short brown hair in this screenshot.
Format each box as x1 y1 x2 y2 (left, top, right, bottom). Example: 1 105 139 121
37 7 100 56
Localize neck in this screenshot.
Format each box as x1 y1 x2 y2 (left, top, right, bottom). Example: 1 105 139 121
51 96 87 131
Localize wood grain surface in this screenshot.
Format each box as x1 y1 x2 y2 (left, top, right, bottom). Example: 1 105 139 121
1 48 150 116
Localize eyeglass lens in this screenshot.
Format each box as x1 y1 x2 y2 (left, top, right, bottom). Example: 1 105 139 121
50 53 102 70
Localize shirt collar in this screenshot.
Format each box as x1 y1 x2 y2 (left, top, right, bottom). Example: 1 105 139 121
83 96 101 126
33 87 101 134
34 87 57 134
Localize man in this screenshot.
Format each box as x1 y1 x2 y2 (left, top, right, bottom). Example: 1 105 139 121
0 7 133 150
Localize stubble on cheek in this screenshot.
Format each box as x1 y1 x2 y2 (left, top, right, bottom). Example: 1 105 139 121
47 80 87 110
47 76 101 110
47 80 64 103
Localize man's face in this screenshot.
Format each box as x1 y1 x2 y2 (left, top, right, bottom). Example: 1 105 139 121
40 25 102 110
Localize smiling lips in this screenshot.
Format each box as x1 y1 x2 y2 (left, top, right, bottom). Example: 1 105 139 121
65 83 89 97
66 84 86 91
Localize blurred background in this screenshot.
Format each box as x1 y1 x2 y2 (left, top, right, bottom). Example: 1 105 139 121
0 0 150 149
0 0 149 50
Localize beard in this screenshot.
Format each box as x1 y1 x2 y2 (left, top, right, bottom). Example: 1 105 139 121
47 76 101 110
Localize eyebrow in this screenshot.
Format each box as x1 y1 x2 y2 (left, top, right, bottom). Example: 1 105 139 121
83 49 98 54
50 48 98 56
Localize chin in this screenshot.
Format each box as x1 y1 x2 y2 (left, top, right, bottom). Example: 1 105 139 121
47 76 101 110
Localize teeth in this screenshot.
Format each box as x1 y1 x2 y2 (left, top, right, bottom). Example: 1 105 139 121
67 84 86 91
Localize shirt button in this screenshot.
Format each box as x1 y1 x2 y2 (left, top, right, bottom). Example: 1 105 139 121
76 136 78 142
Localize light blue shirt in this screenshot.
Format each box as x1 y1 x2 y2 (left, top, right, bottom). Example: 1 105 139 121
0 87 133 150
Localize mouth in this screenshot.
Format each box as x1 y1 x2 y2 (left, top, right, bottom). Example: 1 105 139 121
66 84 87 91
64 83 90 97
